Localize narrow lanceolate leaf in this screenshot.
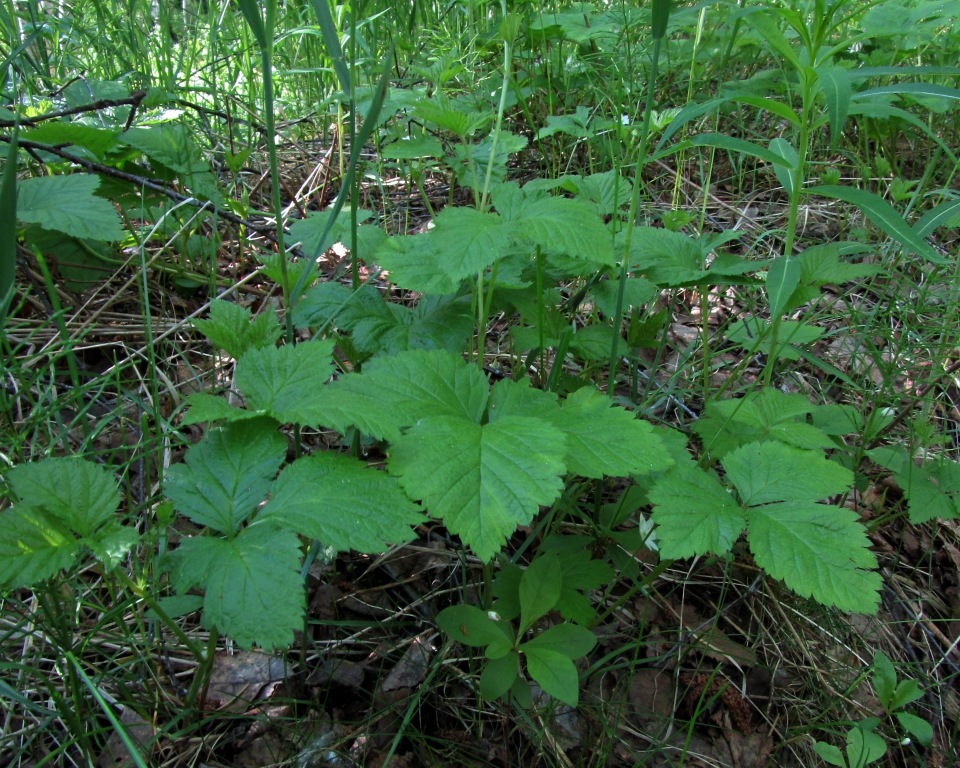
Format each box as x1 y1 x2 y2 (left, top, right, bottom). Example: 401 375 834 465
17 174 124 241
552 387 673 478
815 65 851 144
807 185 945 264
689 133 796 168
1 131 17 310
315 349 489 442
163 418 286 535
389 415 567 562
7 458 120 536
169 527 304 650
746 502 881 613
259 453 423 552
649 465 746 557
234 339 335 426
768 139 799 196
766 255 801 319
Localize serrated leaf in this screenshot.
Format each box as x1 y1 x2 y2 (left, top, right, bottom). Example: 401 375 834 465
519 554 562 633
259 452 422 551
522 623 597 659
695 389 835 458
722 442 853 506
192 300 283 359
487 377 559 421
511 195 612 266
0 505 79 588
163 418 286 535
179 393 260 425
437 604 513 648
234 340 335 425
315 349 489 442
168 526 304 650
17 174 124 241
649 465 745 557
480 652 519 700
85 522 138 571
24 123 121 158
288 209 370 260
746 501 880 613
7 458 120 536
626 226 706 285
523 647 580 707
552 387 673 478
389 415 566 562
375 207 509 293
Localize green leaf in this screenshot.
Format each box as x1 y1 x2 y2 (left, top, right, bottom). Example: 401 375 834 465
437 604 513 648
179 393 260 425
768 139 798 196
192 300 283 359
552 387 673 478
766 255 801 319
846 722 887 766
689 133 796 168
745 10 801 71
890 678 925 711
375 207 508 293
288 209 368 260
259 453 422 551
872 651 897 707
649 465 746 557
234 340 335 425
0 505 79 588
17 174 124 241
746 501 880 613
695 388 834 458
807 185 945 265
519 554 562 633
895 712 932 746
815 65 851 144
163 418 286 535
480 652 519 700
523 647 580 707
511 195 612 267
7 458 120 536
726 317 823 360
1 133 18 311
85 522 138 571
722 442 853 506
168 526 304 650
813 741 847 767
389 415 566 562
24 123 121 159
522 623 597 659
315 349 489 442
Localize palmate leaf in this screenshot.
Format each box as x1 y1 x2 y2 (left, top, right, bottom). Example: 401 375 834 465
17 174 124 242
388 415 566 561
168 526 304 650
163 418 286 535
192 300 283 360
314 349 489 442
234 339 335 425
259 452 423 551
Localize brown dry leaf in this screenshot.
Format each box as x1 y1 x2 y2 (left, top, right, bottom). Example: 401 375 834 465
627 668 675 739
203 650 288 713
381 632 435 693
97 706 156 768
681 604 757 668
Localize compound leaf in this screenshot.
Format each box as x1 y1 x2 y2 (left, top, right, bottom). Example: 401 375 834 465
747 501 880 613
0 505 79 588
259 452 423 552
649 464 745 557
389 415 566 561
163 418 286 535
234 339 335 426
553 387 673 477
17 174 124 241
168 526 304 650
315 349 489 442
510 195 612 266
722 441 852 506
192 300 283 359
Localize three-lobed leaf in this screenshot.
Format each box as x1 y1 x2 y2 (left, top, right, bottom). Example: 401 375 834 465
192 299 283 360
